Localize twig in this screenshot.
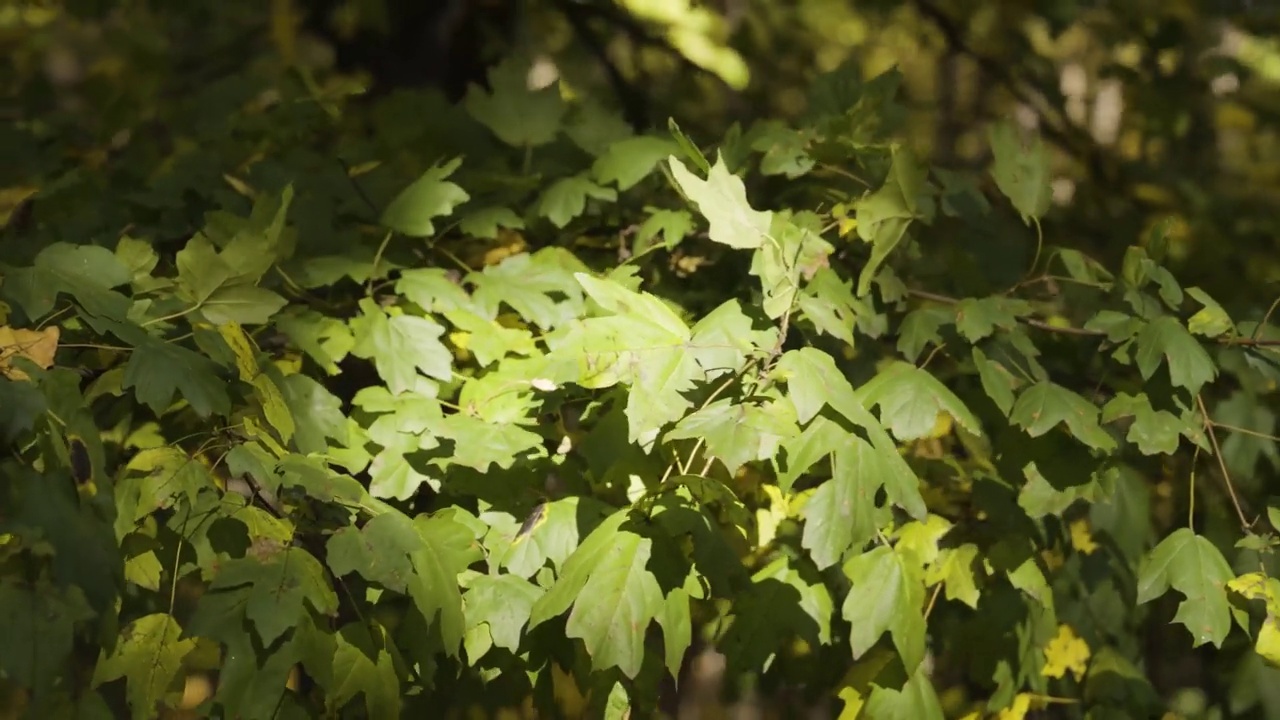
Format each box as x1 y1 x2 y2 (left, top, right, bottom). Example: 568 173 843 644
1197 394 1251 530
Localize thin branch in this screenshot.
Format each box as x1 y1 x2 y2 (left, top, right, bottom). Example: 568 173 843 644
1197 394 1251 530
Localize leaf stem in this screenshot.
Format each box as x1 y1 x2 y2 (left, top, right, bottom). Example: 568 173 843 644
1196 394 1251 529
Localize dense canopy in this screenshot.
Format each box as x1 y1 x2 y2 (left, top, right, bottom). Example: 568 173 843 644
3 1 1280 718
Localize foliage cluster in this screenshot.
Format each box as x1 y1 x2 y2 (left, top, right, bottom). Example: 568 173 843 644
5 3 1280 720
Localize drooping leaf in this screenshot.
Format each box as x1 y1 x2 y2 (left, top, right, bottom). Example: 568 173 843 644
854 146 932 295
801 437 891 569
1009 381 1115 451
528 511 663 678
842 545 927 673
1136 528 1234 648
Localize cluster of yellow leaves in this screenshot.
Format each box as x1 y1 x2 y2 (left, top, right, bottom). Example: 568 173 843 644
1227 572 1280 665
0 324 59 380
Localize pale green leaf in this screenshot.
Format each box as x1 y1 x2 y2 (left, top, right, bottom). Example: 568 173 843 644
667 153 772 250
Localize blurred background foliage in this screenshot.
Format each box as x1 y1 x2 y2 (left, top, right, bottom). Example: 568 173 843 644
5 0 1280 716
7 0 1280 308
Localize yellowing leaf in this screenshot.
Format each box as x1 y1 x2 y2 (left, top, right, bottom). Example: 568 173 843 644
756 484 787 548
1069 519 1099 555
997 693 1033 720
1042 624 1090 681
0 325 59 380
1256 618 1280 666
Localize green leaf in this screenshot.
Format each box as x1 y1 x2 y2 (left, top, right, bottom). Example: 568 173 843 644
536 174 617 228
554 273 702 446
326 512 421 592
1186 287 1233 337
750 120 815 177
687 299 775 380
717 559 832 675
464 574 543 652
666 399 798 475
1010 381 1115 451
276 310 354 375
200 285 288 325
0 378 47 444
279 373 348 455
988 120 1052 224
458 205 525 240
350 299 453 395
801 437 891 569
381 157 470 237
1137 528 1234 647
635 208 694 252
92 613 195 720
124 336 231 417
864 667 945 720
972 347 1019 416
327 623 403 718
854 146 931 295
1135 316 1217 395
528 511 662 678
897 306 952 362
406 513 476 656
842 545 927 673
469 249 587 329
464 55 565 147
593 136 680 190
1101 392 1184 455
775 348 926 519
0 579 94 695
396 268 474 314
855 360 983 441
924 544 981 609
208 546 338 646
3 243 132 319
667 153 772 250
954 297 1032 342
